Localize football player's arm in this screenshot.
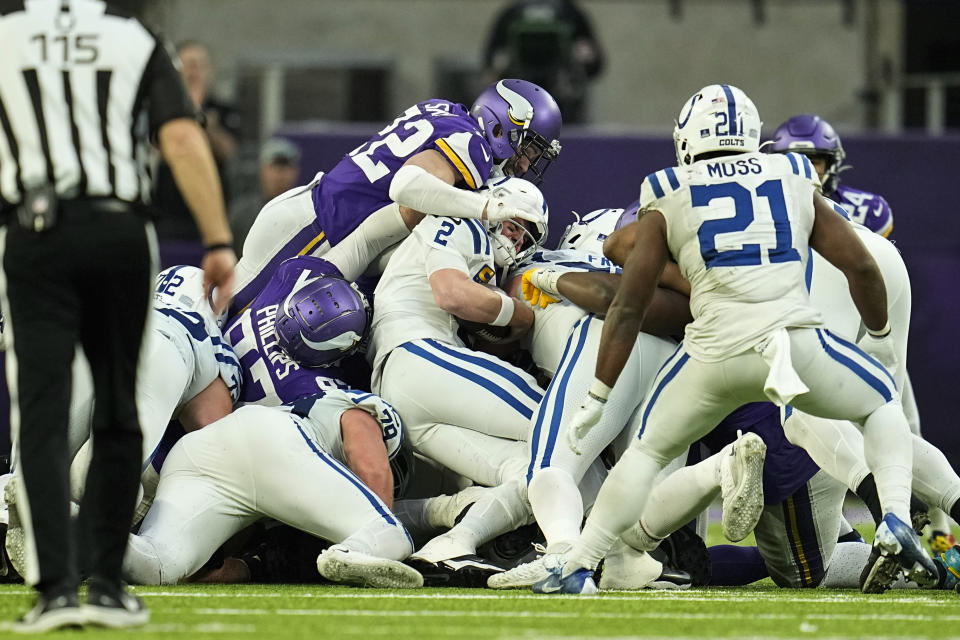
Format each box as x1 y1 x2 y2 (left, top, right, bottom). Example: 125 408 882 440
158 118 236 312
178 377 233 432
595 210 669 387
390 150 539 226
542 270 691 336
810 191 888 333
429 268 534 330
603 220 690 295
341 408 394 508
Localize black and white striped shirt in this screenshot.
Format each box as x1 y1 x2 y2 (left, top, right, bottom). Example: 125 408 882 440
0 0 194 210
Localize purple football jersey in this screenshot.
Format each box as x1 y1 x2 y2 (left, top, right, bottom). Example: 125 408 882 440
700 403 820 505
312 100 495 245
832 184 893 238
225 256 351 406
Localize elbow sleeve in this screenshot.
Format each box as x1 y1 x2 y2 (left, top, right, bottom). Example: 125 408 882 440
389 165 487 219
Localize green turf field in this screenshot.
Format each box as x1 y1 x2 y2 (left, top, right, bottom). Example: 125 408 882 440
1 513 956 638
1 582 958 639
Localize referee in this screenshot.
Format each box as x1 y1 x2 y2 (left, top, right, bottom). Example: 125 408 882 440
0 0 235 632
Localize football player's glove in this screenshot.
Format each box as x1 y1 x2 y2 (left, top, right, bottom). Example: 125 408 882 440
521 268 562 309
567 391 607 455
857 330 898 376
484 193 543 224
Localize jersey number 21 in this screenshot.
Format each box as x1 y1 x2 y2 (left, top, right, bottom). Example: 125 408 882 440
693 179 801 268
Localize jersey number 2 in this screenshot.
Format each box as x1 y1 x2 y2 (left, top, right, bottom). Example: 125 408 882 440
692 179 801 268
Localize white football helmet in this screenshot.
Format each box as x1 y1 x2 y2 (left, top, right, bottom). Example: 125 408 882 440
482 177 549 271
673 84 762 166
557 208 623 256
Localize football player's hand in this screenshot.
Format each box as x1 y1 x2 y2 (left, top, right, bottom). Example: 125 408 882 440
566 393 607 455
483 194 543 224
521 268 562 308
857 330 898 375
202 246 237 315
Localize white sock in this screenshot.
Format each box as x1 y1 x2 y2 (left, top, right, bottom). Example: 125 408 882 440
862 403 913 522
567 447 662 572
450 480 531 549
391 498 439 540
641 448 723 539
528 467 583 552
820 541 872 588
340 518 415 561
910 435 960 513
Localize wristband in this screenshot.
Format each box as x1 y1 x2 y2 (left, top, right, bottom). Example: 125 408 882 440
204 242 233 252
866 321 891 338
532 268 563 297
588 379 612 402
491 291 515 327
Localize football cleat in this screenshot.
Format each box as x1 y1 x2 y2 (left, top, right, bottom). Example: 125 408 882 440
600 541 687 590
478 522 545 569
317 545 423 589
407 555 503 588
930 530 958 555
932 545 960 591
3 478 26 579
719 431 767 542
412 531 476 564
653 524 712 586
488 547 549 590
860 546 901 594
864 513 939 593
531 554 597 595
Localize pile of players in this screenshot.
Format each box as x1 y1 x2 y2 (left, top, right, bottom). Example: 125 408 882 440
3 79 960 596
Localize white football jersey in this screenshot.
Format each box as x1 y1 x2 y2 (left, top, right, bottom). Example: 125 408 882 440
513 248 620 377
369 215 496 388
809 223 911 389
153 266 242 402
638 152 824 361
285 388 405 463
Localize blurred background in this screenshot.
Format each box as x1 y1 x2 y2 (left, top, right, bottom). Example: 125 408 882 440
2 0 959 465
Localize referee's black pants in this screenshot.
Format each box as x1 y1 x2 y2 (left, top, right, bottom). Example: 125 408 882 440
0 201 154 595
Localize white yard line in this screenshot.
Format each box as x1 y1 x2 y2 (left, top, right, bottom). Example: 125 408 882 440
125 591 957 606
0 588 954 608
189 607 960 623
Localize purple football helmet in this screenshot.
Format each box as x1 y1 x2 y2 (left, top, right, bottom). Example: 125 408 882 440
470 79 562 183
275 275 370 368
615 199 641 231
767 114 848 194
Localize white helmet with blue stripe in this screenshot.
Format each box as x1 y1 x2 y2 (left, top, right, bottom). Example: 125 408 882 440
673 84 762 166
557 208 623 256
481 177 549 271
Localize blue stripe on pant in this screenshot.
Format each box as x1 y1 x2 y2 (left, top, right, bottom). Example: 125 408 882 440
815 329 895 402
399 341 541 419
290 417 405 537
527 316 592 483
637 347 690 440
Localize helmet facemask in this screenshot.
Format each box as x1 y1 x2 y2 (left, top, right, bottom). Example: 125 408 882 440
502 130 562 184
490 218 546 280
